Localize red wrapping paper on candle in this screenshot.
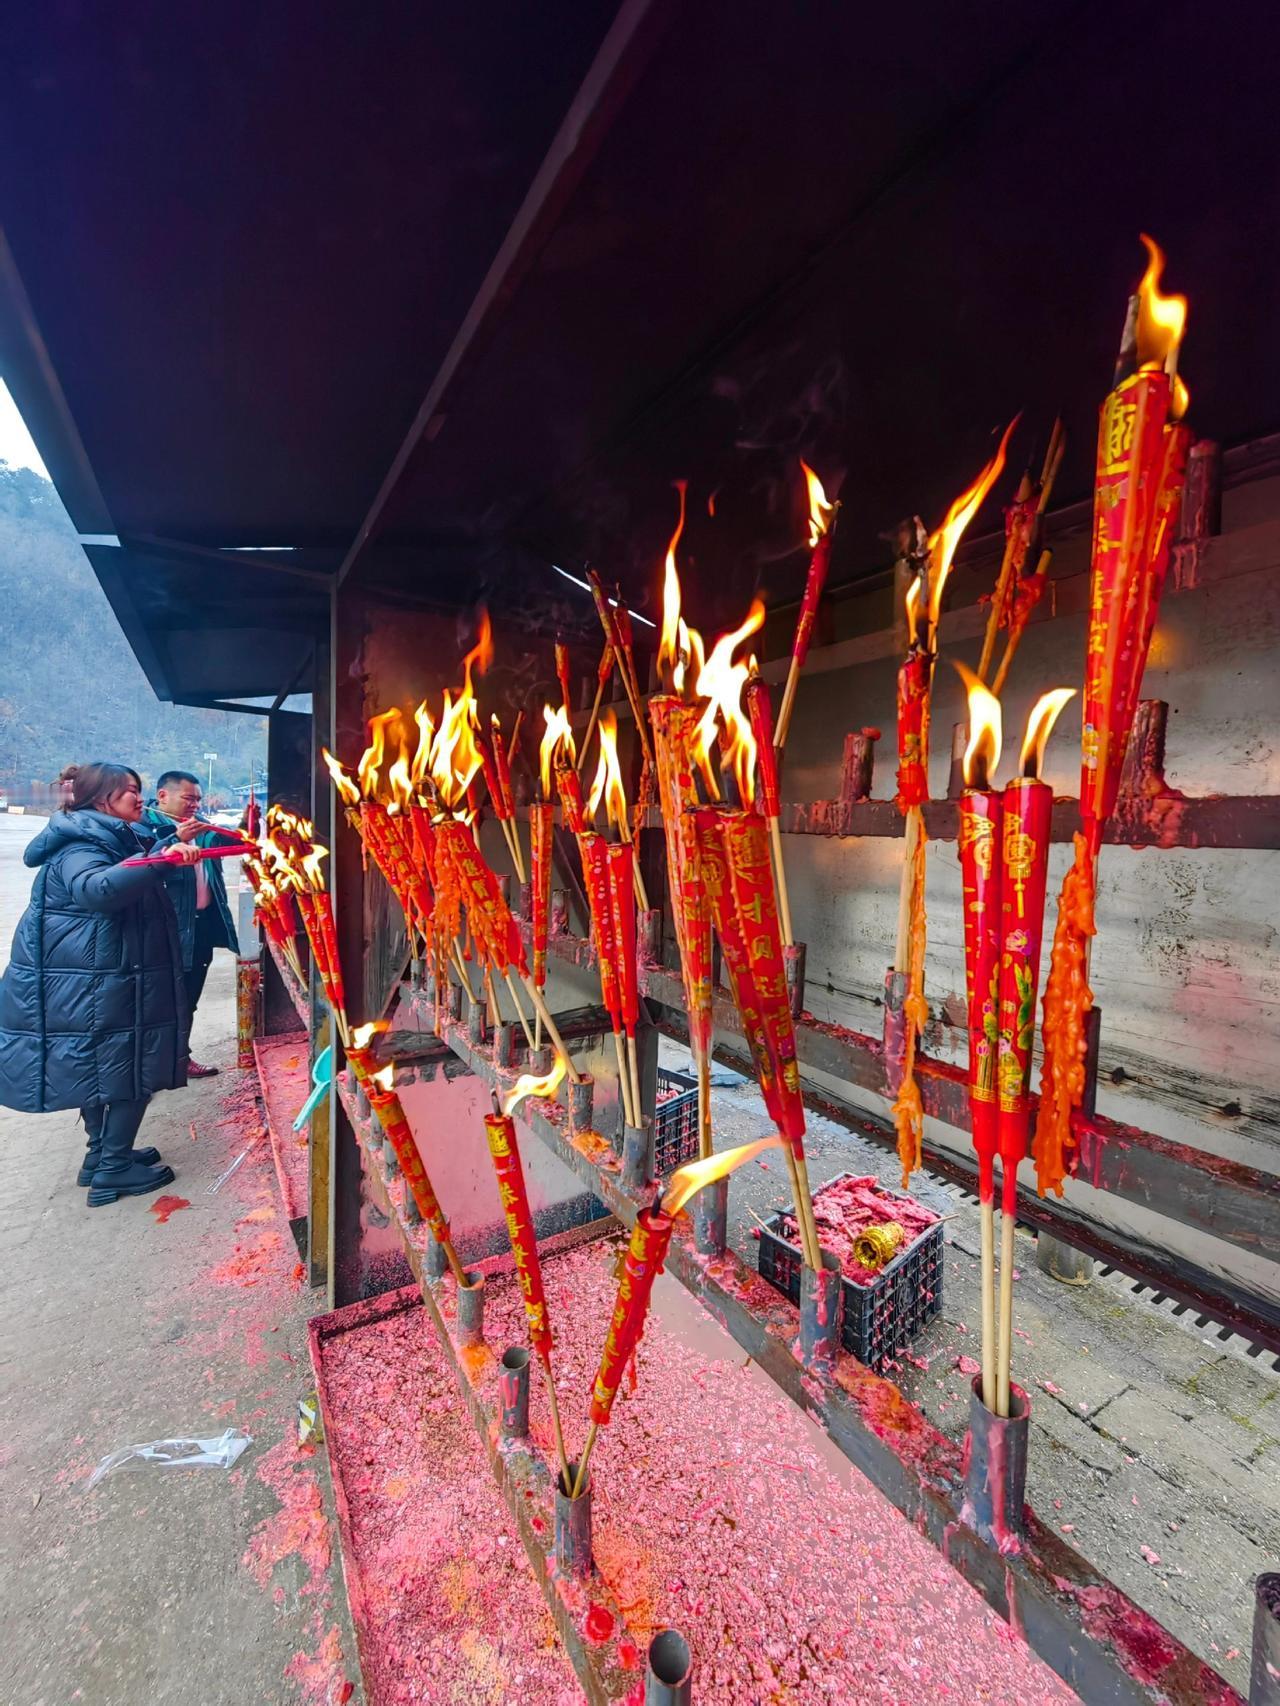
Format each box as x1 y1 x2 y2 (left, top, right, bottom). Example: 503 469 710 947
554 642 573 714
385 811 434 928
896 650 932 811
491 720 516 818
1118 420 1191 739
410 804 437 890
314 893 346 1016
996 777 1052 1208
958 791 1002 1180
437 820 528 976
588 1209 674 1426
483 1114 552 1355
555 756 586 835
650 697 713 1060
275 886 300 946
365 1081 451 1244
790 527 833 671
293 887 328 991
478 731 508 822
597 642 615 688
360 801 404 902
606 840 639 1036
696 808 805 1148
1081 368 1171 846
529 801 553 991
579 832 622 1031
745 675 781 818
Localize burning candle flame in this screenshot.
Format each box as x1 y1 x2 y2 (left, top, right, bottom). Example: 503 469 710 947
371 1064 395 1094
351 1019 388 1051
462 609 494 700
387 744 414 812
927 419 1017 639
801 460 834 548
358 708 403 800
660 1134 783 1216
904 575 923 650
957 662 1002 790
1020 687 1076 778
586 708 628 830
502 1053 567 1116
1135 234 1187 381
657 480 688 689
693 600 765 803
299 842 329 890
539 703 576 798
410 701 435 790
322 748 361 807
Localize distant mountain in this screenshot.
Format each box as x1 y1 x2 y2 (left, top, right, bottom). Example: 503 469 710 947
0 462 264 802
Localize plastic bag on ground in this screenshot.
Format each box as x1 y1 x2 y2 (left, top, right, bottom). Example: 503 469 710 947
87 1428 252 1489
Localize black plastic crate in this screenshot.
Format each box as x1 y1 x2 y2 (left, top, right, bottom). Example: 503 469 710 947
654 1075 700 1174
757 1173 944 1372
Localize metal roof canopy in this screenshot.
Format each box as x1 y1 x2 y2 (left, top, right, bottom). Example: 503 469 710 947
3 0 1278 702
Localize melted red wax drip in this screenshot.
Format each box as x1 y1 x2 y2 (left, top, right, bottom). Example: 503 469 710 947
584 1602 616 1643
150 1194 190 1223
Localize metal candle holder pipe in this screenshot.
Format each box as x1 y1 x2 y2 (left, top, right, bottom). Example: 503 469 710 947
469 1003 486 1045
456 1271 486 1346
963 1374 1029 1552
621 1120 651 1195
498 1346 530 1440
403 1189 422 1227
799 1249 843 1368
383 1132 399 1178
446 981 464 1021
424 1227 450 1277
638 907 661 965
526 1044 553 1077
354 1081 370 1122
783 942 806 1019
1251 1573 1280 1706
568 1072 595 1135
554 1460 592 1578
692 1176 728 1256
495 1022 517 1069
518 879 533 922
646 1629 693 1705
457 1269 484 1344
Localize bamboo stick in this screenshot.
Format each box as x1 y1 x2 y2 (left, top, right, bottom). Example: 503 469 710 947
501 969 537 1051
521 977 585 1083
543 1361 572 1489
696 1044 712 1160
980 1199 997 1413
996 1206 1017 1417
578 676 608 776
626 1033 642 1133
768 817 794 946
571 1420 598 1498
613 1030 637 1128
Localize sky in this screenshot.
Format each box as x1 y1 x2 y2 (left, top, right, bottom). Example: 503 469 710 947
0 380 49 476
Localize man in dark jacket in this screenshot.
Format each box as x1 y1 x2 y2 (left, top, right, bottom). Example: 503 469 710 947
143 771 238 1077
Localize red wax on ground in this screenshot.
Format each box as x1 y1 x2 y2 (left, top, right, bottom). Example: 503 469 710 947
256 1033 312 1223
779 1173 940 1285
150 1194 190 1223
315 1303 582 1704
477 1242 1079 1703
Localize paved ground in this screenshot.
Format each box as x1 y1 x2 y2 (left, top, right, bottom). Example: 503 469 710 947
661 1039 1280 1698
0 814 359 1706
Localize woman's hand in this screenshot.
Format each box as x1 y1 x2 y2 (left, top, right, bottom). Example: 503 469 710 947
172 844 202 865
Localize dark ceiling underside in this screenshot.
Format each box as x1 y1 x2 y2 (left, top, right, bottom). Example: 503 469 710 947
3 0 1278 699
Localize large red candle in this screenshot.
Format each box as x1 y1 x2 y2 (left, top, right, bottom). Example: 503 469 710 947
606 841 639 1039
580 832 622 1032
996 777 1052 1208
529 801 554 991
483 1114 552 1355
959 790 1002 1181
588 1209 674 1427
896 649 932 811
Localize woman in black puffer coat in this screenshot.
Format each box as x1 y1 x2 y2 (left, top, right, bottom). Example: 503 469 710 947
0 762 201 1205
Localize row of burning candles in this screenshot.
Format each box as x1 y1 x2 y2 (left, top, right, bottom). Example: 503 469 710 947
242 232 1190 1449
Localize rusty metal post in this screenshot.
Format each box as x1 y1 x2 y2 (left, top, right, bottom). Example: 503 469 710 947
456 1271 486 1346
646 1629 693 1705
963 1375 1029 1550
498 1347 531 1440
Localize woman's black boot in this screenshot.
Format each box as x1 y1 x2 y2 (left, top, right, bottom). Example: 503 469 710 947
87 1100 174 1207
77 1105 161 1186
